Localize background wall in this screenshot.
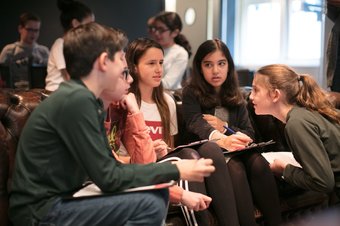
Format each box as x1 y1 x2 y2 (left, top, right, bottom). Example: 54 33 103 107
0 0 164 50
175 0 221 65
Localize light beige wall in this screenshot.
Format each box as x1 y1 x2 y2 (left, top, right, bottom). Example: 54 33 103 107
175 0 221 63
176 0 207 63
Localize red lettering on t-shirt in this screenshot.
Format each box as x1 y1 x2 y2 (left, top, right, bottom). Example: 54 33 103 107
145 121 163 141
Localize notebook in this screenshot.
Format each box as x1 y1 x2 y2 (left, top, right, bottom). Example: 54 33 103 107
68 180 176 199
159 139 211 159
223 140 276 156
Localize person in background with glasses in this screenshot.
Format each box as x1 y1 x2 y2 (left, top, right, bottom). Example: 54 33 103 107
148 11 192 90
0 12 49 89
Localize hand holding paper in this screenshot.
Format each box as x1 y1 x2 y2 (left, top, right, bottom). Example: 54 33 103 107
270 159 288 177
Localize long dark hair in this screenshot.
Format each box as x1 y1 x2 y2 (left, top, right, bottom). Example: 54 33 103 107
153 11 192 58
189 39 244 109
256 64 340 124
126 37 172 144
57 0 93 32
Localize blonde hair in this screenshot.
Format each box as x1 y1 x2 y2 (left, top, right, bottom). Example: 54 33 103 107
256 64 340 124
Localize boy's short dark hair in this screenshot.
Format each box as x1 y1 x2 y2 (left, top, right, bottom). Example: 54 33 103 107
63 22 128 79
19 12 41 27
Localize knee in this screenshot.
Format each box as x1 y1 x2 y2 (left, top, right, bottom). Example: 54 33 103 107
152 189 169 220
228 158 247 178
152 188 169 208
198 142 225 165
247 153 271 176
177 148 200 159
143 189 169 224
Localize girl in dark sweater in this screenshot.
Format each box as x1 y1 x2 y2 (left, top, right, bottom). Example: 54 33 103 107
183 39 282 226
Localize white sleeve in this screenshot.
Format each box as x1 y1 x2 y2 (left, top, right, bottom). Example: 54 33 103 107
50 38 66 70
162 46 188 90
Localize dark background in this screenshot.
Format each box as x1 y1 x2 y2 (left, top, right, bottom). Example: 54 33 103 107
0 0 164 50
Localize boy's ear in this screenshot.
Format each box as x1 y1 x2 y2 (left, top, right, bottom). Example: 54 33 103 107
97 52 110 71
71 19 81 28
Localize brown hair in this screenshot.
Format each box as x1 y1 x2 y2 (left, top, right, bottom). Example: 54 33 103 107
19 12 41 26
256 64 340 124
63 23 128 79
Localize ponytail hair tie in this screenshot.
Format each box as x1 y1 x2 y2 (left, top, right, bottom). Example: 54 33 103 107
297 75 303 82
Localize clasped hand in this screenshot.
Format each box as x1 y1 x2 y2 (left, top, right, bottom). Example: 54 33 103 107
203 114 226 133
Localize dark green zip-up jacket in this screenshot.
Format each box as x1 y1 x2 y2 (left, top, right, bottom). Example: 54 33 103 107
9 80 179 226
283 106 340 196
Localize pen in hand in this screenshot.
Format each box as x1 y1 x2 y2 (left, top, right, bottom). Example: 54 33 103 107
223 126 254 147
223 125 236 134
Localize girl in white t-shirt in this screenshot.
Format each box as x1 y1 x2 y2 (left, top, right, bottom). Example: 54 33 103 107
127 37 244 226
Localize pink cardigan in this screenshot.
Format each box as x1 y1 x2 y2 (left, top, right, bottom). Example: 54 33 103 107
105 105 183 203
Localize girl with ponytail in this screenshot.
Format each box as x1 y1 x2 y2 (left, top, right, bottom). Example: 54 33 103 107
250 64 340 199
148 11 191 90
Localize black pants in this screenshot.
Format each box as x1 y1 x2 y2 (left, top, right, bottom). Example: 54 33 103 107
166 142 282 226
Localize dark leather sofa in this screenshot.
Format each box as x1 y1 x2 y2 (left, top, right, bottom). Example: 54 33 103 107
0 89 48 226
0 88 339 226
